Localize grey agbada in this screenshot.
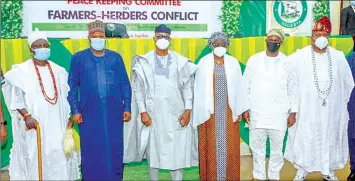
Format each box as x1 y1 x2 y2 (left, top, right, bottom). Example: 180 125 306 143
124 24 198 181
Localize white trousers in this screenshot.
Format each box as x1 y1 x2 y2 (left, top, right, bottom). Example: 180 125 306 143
149 167 183 181
249 128 286 180
146 140 183 181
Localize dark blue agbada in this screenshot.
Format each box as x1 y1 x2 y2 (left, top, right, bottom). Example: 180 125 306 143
348 52 355 172
68 48 131 180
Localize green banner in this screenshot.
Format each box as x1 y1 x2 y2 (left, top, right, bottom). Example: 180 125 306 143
32 23 208 32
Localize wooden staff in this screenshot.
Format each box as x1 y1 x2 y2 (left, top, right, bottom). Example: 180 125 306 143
26 124 42 181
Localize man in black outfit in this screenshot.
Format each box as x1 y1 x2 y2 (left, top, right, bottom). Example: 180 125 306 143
341 1 355 52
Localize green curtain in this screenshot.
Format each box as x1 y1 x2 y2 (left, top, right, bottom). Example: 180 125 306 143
238 1 267 37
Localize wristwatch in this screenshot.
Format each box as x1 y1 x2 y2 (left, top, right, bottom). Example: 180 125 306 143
1 121 7 125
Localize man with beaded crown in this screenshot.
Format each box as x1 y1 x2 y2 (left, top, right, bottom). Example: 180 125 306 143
284 16 354 181
1 29 80 180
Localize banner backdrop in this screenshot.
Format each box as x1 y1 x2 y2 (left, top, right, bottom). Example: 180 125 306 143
22 1 222 38
21 1 341 38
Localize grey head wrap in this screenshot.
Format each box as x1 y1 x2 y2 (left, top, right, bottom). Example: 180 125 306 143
208 32 230 49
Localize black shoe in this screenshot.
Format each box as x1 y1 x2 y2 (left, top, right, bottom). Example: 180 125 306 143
348 171 355 181
322 175 339 181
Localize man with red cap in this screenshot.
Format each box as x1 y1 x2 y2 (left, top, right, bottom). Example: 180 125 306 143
68 20 132 180
284 16 354 181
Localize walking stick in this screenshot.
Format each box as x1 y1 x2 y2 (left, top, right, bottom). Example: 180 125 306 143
26 124 42 181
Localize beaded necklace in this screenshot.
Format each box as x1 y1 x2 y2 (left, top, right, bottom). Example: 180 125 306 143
33 60 58 105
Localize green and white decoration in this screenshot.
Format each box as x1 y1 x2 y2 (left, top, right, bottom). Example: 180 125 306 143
313 0 330 22
1 0 23 39
220 0 243 38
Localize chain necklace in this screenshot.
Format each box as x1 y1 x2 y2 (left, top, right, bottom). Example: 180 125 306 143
311 47 333 106
33 60 58 105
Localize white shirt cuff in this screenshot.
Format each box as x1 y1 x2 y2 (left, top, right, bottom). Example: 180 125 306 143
138 102 147 114
185 101 192 110
290 104 299 113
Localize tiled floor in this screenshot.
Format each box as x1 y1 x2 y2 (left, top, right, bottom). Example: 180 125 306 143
0 156 351 180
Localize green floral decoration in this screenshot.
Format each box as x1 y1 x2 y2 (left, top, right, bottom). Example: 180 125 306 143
1 0 23 38
220 0 243 38
313 0 330 22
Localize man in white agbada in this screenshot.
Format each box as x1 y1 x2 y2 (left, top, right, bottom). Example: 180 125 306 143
2 29 80 180
243 29 299 181
284 16 354 181
123 24 198 180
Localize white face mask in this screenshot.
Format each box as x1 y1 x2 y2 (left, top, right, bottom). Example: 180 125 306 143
213 47 227 57
156 39 170 50
90 38 105 51
313 36 328 50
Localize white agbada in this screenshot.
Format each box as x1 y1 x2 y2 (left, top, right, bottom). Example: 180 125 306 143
193 53 249 127
244 51 299 180
124 50 198 170
284 46 354 175
244 51 299 130
2 60 80 180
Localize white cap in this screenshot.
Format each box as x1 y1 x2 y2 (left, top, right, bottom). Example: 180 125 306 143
27 28 48 47
267 29 286 41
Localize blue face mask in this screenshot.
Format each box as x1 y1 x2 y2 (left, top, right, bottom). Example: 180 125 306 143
90 38 105 51
351 1 355 6
32 48 50 61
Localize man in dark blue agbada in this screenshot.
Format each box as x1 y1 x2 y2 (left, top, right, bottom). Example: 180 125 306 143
348 51 355 181
67 20 132 180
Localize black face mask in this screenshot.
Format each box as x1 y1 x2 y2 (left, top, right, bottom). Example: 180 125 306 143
266 41 281 53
